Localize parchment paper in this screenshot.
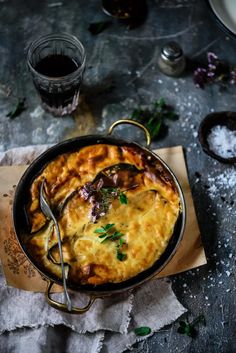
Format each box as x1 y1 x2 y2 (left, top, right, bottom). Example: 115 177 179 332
0 146 206 292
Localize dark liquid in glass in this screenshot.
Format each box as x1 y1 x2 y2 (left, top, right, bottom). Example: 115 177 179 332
35 55 78 77
34 55 82 111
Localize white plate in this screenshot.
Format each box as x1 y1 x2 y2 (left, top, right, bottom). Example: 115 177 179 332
208 0 236 36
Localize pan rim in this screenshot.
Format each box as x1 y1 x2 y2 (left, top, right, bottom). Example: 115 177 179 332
13 134 186 294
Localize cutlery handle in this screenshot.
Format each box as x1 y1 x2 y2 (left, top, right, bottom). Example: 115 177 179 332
45 281 97 314
53 216 72 311
108 119 151 147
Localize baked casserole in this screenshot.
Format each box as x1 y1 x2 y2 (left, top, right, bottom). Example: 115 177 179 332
25 144 181 286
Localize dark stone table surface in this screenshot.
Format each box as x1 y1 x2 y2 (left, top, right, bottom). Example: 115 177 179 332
0 0 236 352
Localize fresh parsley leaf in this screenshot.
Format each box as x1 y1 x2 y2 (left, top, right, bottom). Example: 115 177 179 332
101 235 113 243
110 231 124 240
98 233 109 238
177 315 206 338
119 238 125 246
147 117 162 139
94 224 115 234
177 321 196 338
88 21 112 35
117 249 126 261
94 228 106 234
134 327 152 336
103 223 115 231
119 193 128 204
6 98 26 119
95 223 127 261
130 97 177 140
131 108 142 121
155 97 166 109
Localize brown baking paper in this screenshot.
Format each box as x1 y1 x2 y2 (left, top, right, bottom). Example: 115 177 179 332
0 146 206 292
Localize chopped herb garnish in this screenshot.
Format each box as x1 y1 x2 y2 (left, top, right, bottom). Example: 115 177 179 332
94 223 127 261
177 315 206 338
117 248 126 261
119 238 125 246
94 223 115 233
134 327 152 336
6 98 26 119
80 183 128 222
94 228 107 234
88 21 112 35
119 192 128 204
130 98 177 140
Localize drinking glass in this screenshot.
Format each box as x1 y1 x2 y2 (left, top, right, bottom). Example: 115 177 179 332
27 33 86 117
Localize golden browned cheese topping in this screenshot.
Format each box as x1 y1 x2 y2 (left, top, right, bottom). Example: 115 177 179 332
25 144 181 286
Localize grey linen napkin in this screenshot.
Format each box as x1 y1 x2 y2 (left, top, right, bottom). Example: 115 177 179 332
0 145 187 353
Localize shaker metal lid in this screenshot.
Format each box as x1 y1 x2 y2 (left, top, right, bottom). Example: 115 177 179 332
161 42 183 61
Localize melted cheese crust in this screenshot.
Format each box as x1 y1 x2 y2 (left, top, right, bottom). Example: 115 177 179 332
25 144 181 286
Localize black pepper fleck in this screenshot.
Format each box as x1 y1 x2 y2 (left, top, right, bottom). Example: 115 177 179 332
195 171 201 178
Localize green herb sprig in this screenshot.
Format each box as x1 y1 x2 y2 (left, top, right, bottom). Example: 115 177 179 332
94 223 127 261
6 98 26 119
100 187 128 205
131 97 177 139
88 21 112 35
177 315 206 338
119 192 128 204
134 326 152 336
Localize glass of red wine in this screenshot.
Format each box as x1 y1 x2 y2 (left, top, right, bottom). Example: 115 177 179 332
27 33 86 117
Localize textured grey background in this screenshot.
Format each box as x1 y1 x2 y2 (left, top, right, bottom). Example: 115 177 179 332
0 0 236 352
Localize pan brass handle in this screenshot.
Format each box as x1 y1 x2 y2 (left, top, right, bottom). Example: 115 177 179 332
45 280 97 314
108 119 151 148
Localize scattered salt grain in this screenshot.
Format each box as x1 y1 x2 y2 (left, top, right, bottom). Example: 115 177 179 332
207 125 236 159
207 169 236 199
226 271 231 277
48 2 63 7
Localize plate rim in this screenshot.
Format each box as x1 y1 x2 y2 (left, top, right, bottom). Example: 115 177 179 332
206 0 236 39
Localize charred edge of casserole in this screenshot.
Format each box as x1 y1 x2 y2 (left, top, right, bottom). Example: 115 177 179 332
121 145 178 192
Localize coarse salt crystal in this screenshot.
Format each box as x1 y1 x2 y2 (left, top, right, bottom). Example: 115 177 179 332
207 169 236 199
207 125 236 158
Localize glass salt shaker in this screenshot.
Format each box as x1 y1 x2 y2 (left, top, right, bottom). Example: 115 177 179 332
157 41 186 77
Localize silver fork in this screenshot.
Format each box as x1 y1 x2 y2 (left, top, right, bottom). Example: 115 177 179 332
40 179 72 312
